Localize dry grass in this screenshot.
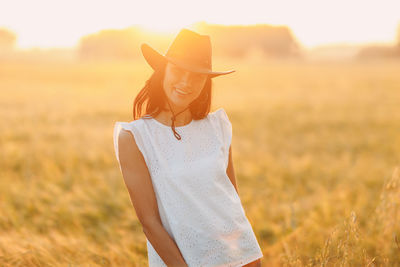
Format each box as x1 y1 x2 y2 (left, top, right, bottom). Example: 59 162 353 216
0 58 399 266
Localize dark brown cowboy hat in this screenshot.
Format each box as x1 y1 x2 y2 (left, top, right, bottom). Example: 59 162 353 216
141 28 235 78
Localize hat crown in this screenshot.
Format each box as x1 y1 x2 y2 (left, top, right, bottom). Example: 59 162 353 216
140 28 235 77
165 29 212 70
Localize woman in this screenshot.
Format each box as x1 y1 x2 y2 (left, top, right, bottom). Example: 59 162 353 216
113 28 263 266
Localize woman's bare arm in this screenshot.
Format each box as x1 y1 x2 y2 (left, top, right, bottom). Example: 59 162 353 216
226 145 239 195
118 129 188 266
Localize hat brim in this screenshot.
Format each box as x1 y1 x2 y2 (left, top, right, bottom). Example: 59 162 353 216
141 43 235 78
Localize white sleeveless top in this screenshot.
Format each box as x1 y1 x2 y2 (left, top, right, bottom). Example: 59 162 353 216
113 108 263 267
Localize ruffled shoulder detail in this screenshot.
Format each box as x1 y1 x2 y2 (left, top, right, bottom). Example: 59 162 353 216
113 120 148 172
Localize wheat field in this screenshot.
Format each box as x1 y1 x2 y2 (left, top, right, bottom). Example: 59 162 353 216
0 58 399 266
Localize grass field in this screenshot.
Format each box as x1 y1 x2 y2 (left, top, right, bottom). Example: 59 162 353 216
0 58 399 266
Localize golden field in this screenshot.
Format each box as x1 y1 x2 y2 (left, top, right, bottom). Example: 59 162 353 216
0 58 399 266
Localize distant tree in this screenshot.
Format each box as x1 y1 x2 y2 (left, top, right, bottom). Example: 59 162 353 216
78 28 138 61
0 28 17 51
193 22 302 59
77 27 174 61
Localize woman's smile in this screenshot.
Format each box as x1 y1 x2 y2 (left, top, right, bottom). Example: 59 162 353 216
174 87 192 96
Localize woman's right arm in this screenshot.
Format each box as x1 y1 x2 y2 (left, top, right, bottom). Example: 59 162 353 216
118 129 188 267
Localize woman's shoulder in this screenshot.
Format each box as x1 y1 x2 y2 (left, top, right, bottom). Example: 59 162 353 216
113 119 147 146
208 107 230 123
114 118 147 131
208 107 227 118
113 119 148 162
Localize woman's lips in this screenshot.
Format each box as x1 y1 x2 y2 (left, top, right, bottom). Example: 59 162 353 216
174 87 192 96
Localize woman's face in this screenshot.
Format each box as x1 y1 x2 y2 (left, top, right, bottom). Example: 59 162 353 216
162 62 208 110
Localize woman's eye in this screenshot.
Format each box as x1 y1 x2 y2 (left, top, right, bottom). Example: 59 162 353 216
171 66 205 81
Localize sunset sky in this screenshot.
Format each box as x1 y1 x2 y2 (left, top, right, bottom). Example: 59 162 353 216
1 0 399 49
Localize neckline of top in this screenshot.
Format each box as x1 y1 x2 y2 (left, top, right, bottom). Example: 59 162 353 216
149 117 194 129
141 108 221 128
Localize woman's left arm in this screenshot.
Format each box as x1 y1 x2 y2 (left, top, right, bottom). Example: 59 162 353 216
226 145 239 195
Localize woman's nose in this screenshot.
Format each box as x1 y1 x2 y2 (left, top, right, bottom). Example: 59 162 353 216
178 71 192 87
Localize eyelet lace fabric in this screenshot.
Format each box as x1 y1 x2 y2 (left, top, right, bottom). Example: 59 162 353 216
113 108 263 266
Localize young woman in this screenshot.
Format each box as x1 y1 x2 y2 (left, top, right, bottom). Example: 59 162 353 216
113 28 263 267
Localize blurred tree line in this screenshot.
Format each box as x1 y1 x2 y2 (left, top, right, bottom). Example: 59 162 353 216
2 22 400 62
356 22 400 60
77 22 302 61
0 28 16 52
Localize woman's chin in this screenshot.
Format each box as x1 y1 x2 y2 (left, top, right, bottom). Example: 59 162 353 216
170 97 191 108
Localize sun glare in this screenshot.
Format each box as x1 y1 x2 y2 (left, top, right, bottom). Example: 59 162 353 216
0 0 399 49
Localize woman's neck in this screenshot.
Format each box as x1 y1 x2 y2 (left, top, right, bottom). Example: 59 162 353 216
156 105 192 127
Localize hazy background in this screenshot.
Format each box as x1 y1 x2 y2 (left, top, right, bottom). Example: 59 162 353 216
1 0 400 266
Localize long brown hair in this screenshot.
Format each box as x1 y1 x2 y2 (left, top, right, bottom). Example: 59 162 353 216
133 63 213 121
